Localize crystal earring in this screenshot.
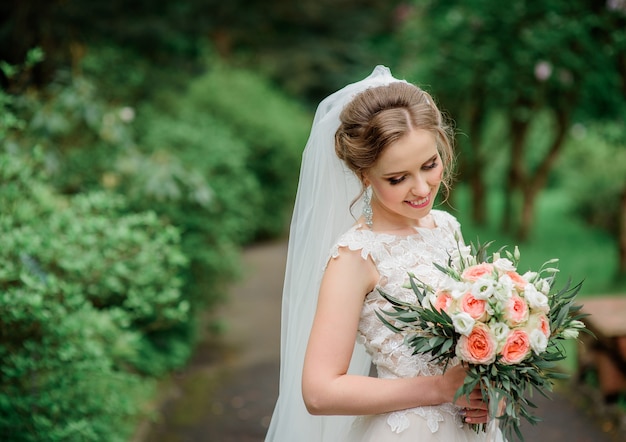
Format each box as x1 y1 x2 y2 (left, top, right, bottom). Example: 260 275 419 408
363 187 373 228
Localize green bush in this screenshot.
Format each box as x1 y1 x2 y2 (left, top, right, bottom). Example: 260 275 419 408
557 122 626 235
185 63 311 238
0 279 148 442
0 150 188 440
120 105 260 308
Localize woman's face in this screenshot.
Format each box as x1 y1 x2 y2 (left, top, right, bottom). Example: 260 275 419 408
364 128 443 230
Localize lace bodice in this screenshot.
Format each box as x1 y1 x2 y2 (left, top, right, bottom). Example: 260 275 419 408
330 209 465 434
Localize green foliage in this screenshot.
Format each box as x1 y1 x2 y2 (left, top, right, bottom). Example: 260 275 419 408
1 151 191 440
397 0 626 235
557 122 626 235
184 63 311 237
451 186 624 294
120 105 258 306
0 279 151 442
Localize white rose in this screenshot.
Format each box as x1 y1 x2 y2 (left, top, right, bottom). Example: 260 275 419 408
494 274 514 302
529 329 548 354
450 281 471 300
524 284 549 312
471 278 496 300
452 312 476 336
522 271 538 284
493 258 516 273
535 278 551 295
490 321 511 347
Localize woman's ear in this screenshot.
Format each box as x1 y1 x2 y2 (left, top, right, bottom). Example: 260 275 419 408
361 172 370 188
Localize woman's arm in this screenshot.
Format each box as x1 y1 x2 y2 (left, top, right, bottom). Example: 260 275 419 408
301 247 487 418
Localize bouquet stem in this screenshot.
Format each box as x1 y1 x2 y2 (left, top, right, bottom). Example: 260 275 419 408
485 389 506 441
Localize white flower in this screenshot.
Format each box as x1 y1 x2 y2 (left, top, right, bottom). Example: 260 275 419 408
494 274 514 301
452 312 475 336
535 278 551 295
491 321 511 345
562 320 585 339
471 278 496 300
450 281 471 300
524 284 549 312
529 329 548 354
493 258 516 273
522 271 538 284
534 61 553 81
118 106 136 123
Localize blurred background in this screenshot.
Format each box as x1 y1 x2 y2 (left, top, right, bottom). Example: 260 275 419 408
1 1 625 441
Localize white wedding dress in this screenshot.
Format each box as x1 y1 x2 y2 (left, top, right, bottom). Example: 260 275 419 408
330 209 499 442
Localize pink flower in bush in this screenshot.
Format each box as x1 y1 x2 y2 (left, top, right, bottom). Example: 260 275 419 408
461 263 494 282
500 329 531 364
460 292 487 321
503 294 529 326
456 323 497 364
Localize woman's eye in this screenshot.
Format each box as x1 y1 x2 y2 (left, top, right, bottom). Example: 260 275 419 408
388 176 406 185
423 161 438 170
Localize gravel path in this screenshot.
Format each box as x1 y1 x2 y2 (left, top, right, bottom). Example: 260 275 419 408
140 240 622 442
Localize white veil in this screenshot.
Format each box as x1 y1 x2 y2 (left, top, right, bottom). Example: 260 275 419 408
265 66 405 441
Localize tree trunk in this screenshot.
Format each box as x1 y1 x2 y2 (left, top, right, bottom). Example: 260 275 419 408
518 187 536 242
470 171 486 225
619 188 626 276
464 99 487 226
503 117 530 233
465 99 487 226
517 110 570 240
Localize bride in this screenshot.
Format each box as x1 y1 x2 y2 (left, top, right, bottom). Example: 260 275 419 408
265 66 501 441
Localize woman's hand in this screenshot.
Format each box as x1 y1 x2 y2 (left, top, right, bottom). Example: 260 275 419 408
440 365 489 424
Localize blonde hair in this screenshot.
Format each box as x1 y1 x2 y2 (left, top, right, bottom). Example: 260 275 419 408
335 82 455 200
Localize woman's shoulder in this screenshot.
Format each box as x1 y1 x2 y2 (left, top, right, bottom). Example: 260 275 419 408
432 209 461 231
330 225 395 261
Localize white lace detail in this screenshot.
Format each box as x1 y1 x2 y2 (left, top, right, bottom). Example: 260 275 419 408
330 209 465 434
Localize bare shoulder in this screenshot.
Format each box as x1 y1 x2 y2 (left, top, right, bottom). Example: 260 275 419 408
324 244 379 297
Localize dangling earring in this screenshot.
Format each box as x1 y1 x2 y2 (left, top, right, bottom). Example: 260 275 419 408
363 186 373 228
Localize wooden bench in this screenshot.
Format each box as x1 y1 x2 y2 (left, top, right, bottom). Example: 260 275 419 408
578 296 626 402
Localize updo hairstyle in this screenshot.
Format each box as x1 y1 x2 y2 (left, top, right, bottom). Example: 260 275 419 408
334 82 455 199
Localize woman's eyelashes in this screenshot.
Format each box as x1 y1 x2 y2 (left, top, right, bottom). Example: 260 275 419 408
388 175 407 185
387 162 438 185
423 160 438 170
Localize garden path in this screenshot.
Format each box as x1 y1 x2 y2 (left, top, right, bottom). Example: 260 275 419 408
138 240 621 442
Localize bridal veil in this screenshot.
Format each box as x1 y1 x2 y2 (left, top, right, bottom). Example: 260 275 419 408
265 66 405 441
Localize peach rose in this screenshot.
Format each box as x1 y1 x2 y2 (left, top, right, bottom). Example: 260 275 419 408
460 292 488 321
461 263 494 282
456 323 497 365
500 329 531 364
433 290 453 313
507 271 528 290
527 312 550 338
503 294 529 326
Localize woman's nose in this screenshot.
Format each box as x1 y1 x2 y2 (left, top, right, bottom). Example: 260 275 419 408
412 174 430 196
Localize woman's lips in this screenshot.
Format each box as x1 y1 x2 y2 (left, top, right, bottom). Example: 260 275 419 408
405 195 430 209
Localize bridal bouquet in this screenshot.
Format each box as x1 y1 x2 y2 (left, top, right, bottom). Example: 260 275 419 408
376 239 590 441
